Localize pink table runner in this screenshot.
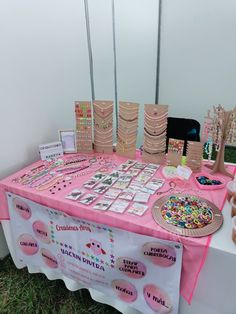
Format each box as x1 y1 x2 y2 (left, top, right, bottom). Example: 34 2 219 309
0 153 235 304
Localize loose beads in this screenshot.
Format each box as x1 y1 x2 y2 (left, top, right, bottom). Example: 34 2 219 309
161 195 213 229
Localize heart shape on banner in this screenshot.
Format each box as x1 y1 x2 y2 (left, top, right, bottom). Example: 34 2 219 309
195 173 226 190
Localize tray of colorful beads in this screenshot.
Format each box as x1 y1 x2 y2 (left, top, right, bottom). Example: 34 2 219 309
152 194 223 237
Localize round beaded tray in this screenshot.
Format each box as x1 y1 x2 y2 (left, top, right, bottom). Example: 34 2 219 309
152 194 223 237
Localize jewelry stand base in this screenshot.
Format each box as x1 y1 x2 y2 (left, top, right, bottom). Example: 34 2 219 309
94 145 113 154
142 152 166 165
205 163 234 179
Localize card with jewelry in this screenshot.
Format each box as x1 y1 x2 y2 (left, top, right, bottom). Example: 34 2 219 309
129 181 144 191
65 189 84 201
133 192 150 203
117 163 132 172
140 187 156 195
145 163 160 170
126 168 140 177
104 188 122 199
93 199 113 211
127 202 149 216
125 159 137 166
101 175 117 186
145 178 165 191
132 162 147 170
118 188 136 201
109 171 122 179
83 179 100 189
113 174 132 189
93 183 109 194
135 172 153 184
79 193 98 205
108 199 130 213
93 172 107 181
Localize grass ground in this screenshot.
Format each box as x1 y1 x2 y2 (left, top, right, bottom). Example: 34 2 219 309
0 146 235 314
0 256 119 314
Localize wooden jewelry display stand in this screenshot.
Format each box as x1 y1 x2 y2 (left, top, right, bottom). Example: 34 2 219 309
142 104 168 164
93 100 114 154
116 101 139 159
167 138 184 167
204 105 236 178
186 141 203 171
75 101 93 153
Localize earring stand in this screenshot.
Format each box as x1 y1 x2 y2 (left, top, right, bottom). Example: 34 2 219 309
204 106 236 179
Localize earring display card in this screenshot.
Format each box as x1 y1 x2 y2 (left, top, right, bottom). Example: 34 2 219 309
116 101 139 159
143 104 168 165
186 141 203 172
93 100 114 154
75 101 93 153
167 138 184 167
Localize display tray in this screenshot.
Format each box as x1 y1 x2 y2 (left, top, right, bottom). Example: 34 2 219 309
152 194 223 237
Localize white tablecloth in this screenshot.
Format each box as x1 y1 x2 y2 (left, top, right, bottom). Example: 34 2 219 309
2 198 236 314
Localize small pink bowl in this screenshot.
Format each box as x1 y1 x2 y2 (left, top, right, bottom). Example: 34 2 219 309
194 172 226 190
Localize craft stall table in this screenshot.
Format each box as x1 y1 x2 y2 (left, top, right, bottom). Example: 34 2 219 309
0 153 235 314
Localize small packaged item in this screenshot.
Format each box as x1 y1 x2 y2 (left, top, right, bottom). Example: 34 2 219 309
109 171 122 179
109 199 130 213
93 199 113 211
127 203 149 216
118 163 132 172
65 189 84 201
145 163 160 170
83 179 99 189
133 192 150 203
136 172 152 184
83 172 107 189
230 197 236 218
176 165 192 180
227 180 236 201
126 168 141 177
93 172 107 181
141 187 156 195
93 184 109 194
112 174 132 189
129 181 144 191
232 216 236 244
125 159 137 166
79 194 98 205
101 175 117 186
132 162 147 170
104 188 122 199
145 178 165 191
118 188 136 201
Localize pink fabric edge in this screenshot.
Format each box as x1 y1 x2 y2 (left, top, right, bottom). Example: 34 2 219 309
183 165 236 304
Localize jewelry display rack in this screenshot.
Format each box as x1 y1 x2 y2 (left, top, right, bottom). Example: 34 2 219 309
203 105 236 178
93 100 114 154
142 104 168 164
75 101 93 153
186 141 203 171
167 138 184 167
116 101 139 158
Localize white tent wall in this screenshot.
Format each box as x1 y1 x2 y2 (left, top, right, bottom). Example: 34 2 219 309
159 0 236 126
